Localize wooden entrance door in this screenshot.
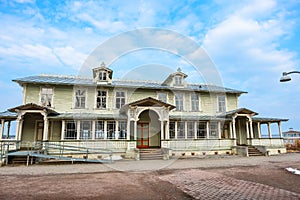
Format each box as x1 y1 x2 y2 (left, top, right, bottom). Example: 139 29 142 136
137 123 149 148
36 121 44 141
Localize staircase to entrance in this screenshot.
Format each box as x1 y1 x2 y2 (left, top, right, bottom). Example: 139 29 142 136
248 146 264 156
139 148 163 160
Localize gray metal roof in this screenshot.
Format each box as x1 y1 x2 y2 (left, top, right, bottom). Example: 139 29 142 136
48 113 127 120
0 111 17 119
252 117 288 123
13 75 246 94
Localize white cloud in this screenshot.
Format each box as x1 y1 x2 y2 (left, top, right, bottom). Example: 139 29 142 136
54 46 88 69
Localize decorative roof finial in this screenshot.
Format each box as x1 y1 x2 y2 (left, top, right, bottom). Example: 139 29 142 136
101 62 106 68
177 67 182 72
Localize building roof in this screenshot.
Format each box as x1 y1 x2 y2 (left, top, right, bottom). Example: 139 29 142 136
13 75 246 94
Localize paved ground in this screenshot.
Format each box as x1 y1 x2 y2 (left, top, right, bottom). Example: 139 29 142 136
0 153 300 199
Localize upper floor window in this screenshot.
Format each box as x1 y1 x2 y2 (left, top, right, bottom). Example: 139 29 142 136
175 93 184 111
191 93 199 111
75 89 86 109
41 87 53 107
96 90 107 109
115 91 126 109
174 76 183 86
217 95 226 112
99 71 107 81
158 92 167 103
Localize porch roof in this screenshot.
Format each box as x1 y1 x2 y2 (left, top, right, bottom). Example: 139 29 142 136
0 110 17 119
9 103 58 114
169 115 226 121
220 108 258 117
252 117 288 123
48 113 127 120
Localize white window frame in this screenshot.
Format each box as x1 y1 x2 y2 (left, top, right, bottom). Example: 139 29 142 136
177 121 185 139
64 120 77 140
190 93 199 111
217 95 226 113
98 71 107 81
74 88 87 109
175 93 184 111
96 89 107 109
118 121 127 140
157 92 167 103
174 75 183 86
40 87 54 107
80 121 92 140
115 90 126 109
95 120 105 139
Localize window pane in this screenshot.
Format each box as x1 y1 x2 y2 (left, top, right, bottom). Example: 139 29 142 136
177 122 185 138
169 122 175 139
119 121 127 139
218 95 226 112
187 122 194 138
95 121 104 139
158 93 167 102
191 94 199 111
65 121 77 140
210 122 218 138
75 89 86 108
80 121 92 139
107 121 116 139
197 122 206 138
175 93 184 111
97 90 107 109
41 88 53 107
116 91 125 109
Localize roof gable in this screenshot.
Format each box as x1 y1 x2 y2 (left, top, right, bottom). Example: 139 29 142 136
127 97 176 109
9 103 58 114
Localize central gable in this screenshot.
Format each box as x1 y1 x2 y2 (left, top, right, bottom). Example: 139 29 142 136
127 97 176 109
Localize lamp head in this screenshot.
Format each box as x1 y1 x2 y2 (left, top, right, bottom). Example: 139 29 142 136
280 72 291 82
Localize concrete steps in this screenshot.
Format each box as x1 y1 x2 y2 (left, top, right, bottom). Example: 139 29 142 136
248 146 264 156
139 148 163 160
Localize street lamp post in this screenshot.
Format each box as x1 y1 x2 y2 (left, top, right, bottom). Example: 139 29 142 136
280 71 300 82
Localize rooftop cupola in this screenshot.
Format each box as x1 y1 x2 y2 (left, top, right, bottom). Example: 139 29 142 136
92 62 113 84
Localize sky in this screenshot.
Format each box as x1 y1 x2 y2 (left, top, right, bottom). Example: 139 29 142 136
0 0 300 132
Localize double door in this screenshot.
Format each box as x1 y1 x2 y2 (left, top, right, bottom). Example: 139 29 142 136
137 123 149 148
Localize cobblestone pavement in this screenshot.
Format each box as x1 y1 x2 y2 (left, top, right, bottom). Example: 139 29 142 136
160 169 300 200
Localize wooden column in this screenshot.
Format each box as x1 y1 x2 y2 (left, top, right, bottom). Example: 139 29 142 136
61 120 65 140
278 121 282 138
257 122 261 138
43 116 49 141
268 122 272 138
160 120 164 140
0 119 4 140
206 121 210 139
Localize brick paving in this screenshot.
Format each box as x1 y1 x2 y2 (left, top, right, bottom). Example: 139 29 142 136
160 169 300 200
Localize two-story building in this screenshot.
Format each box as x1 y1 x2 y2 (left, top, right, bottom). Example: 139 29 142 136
0 63 287 158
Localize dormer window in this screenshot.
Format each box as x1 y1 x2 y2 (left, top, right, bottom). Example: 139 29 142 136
99 71 107 81
92 62 113 84
174 75 183 86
